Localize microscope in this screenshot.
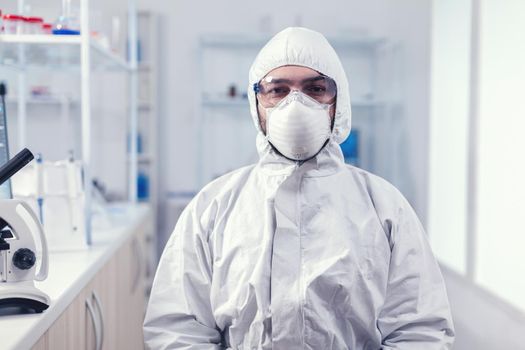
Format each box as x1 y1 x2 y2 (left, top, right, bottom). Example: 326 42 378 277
0 149 50 313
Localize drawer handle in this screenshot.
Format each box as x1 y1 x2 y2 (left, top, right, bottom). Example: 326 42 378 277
92 291 105 350
85 297 101 350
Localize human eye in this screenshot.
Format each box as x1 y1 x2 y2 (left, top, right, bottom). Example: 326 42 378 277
304 84 327 96
266 85 290 97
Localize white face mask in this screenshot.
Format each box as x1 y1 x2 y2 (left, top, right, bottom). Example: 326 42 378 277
264 91 333 161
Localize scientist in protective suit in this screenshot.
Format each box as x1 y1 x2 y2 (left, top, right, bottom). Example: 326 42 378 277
144 27 455 349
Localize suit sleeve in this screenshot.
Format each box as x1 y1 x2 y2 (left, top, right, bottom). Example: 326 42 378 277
377 193 455 349
143 199 223 350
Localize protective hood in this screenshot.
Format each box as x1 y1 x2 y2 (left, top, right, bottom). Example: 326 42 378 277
248 27 352 163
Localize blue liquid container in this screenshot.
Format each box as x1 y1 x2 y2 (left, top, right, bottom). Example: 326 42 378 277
340 129 360 166
137 171 149 201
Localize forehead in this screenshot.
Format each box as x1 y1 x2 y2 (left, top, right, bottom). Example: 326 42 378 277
262 65 320 82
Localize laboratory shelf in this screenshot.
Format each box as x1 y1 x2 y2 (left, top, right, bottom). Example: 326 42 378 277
127 153 154 164
6 96 79 107
138 102 153 111
90 39 131 70
199 34 268 48
352 100 387 108
199 34 386 50
138 63 153 71
202 98 249 108
201 97 385 110
0 34 81 45
0 34 132 71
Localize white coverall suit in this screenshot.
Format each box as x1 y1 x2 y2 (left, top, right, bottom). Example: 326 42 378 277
144 27 455 350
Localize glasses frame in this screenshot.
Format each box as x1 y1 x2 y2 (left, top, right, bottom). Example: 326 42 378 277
253 73 337 108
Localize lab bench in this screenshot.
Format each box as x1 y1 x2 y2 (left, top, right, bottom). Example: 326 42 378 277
0 203 153 350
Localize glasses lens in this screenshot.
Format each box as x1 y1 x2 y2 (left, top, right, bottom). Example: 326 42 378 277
257 75 336 107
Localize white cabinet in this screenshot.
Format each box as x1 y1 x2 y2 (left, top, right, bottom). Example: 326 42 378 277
32 289 87 349
31 221 150 350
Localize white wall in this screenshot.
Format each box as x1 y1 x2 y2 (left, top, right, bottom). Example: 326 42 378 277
430 0 525 348
136 0 433 235
475 0 525 312
379 1 433 224
429 0 471 274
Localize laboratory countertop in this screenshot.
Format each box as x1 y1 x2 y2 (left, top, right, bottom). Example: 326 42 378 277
0 203 151 350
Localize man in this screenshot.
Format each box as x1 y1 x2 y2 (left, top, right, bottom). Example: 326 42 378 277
144 27 455 349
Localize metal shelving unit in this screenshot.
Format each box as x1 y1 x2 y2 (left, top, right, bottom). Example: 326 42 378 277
0 0 140 246
195 33 403 188
133 10 158 212
136 10 159 289
0 35 132 71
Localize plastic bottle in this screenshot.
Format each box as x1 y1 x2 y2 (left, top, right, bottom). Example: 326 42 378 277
3 14 24 35
137 171 149 201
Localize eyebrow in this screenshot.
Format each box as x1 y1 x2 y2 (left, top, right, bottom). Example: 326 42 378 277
264 75 326 84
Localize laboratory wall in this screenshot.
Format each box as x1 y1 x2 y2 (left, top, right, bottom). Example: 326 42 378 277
135 0 433 247
429 0 471 277
430 0 525 348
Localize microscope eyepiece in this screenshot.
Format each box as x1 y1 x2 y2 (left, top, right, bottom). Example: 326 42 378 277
0 148 35 187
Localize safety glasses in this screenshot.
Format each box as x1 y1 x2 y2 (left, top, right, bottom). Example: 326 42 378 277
254 73 337 108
